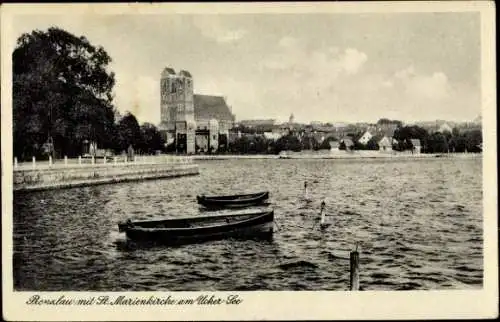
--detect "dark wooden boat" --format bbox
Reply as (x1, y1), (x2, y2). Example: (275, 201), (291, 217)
(196, 191), (269, 209)
(118, 210), (274, 245)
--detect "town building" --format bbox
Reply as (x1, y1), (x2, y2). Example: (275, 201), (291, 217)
(437, 123), (453, 134)
(358, 131), (373, 145)
(238, 119), (276, 128)
(410, 139), (422, 154)
(378, 136), (393, 152)
(159, 67), (235, 154)
(329, 140), (340, 151)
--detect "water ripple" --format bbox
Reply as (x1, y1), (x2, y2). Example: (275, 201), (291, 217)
(13, 158), (483, 291)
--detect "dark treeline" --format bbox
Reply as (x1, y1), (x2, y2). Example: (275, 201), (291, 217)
(391, 125), (482, 153)
(13, 27), (165, 161)
(225, 125), (482, 155)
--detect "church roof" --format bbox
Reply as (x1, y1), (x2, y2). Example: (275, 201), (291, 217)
(194, 94), (235, 121)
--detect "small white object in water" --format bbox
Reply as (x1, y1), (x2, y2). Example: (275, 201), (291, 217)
(304, 181), (312, 202)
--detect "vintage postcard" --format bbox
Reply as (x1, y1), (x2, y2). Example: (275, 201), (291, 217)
(1, 1), (497, 321)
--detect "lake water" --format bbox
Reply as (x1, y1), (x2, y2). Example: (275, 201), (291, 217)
(13, 157), (483, 291)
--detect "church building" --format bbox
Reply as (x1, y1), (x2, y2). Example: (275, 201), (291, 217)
(159, 67), (235, 154)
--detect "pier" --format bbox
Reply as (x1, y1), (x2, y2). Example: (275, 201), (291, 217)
(13, 155), (199, 192)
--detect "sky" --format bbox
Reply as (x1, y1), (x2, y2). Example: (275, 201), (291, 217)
(10, 11), (481, 125)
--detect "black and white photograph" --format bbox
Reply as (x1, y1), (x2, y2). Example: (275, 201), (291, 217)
(1, 2), (497, 321)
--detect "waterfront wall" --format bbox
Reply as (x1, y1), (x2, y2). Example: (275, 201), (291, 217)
(13, 159), (199, 192)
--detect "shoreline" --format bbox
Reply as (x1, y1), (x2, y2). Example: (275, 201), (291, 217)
(192, 152), (482, 160)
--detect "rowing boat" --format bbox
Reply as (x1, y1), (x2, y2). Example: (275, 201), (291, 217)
(118, 210), (274, 245)
(196, 191), (269, 209)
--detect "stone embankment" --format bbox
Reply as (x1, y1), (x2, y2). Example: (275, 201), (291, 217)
(13, 156), (199, 192)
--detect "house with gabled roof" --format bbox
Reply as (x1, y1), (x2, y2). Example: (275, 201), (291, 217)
(410, 139), (422, 154)
(329, 140), (340, 151)
(378, 136), (393, 152)
(437, 123), (453, 134)
(358, 131), (373, 145)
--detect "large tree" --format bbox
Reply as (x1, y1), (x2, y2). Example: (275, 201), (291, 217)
(393, 125), (429, 151)
(13, 27), (116, 160)
(116, 112), (142, 153)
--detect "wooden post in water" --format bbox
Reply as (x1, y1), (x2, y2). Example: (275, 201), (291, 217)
(349, 244), (360, 291)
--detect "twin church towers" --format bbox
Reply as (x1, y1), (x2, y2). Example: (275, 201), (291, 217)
(159, 67), (236, 154)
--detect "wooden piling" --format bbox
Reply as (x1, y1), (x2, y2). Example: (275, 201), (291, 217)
(349, 248), (360, 291)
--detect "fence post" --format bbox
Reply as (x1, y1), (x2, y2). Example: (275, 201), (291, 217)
(64, 156), (68, 167)
(14, 157), (18, 169)
(350, 244), (360, 291)
(32, 156), (36, 170)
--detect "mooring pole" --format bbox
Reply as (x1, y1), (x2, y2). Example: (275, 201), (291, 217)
(349, 243), (360, 291)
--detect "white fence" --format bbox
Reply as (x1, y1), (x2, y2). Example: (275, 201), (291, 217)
(13, 154), (194, 171)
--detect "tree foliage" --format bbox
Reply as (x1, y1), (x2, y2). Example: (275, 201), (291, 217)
(392, 125), (429, 151)
(275, 134), (302, 153)
(116, 112), (142, 152)
(140, 122), (166, 154)
(13, 27), (116, 160)
(377, 118), (403, 128)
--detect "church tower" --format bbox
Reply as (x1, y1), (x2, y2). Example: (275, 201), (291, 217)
(160, 67), (195, 154)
